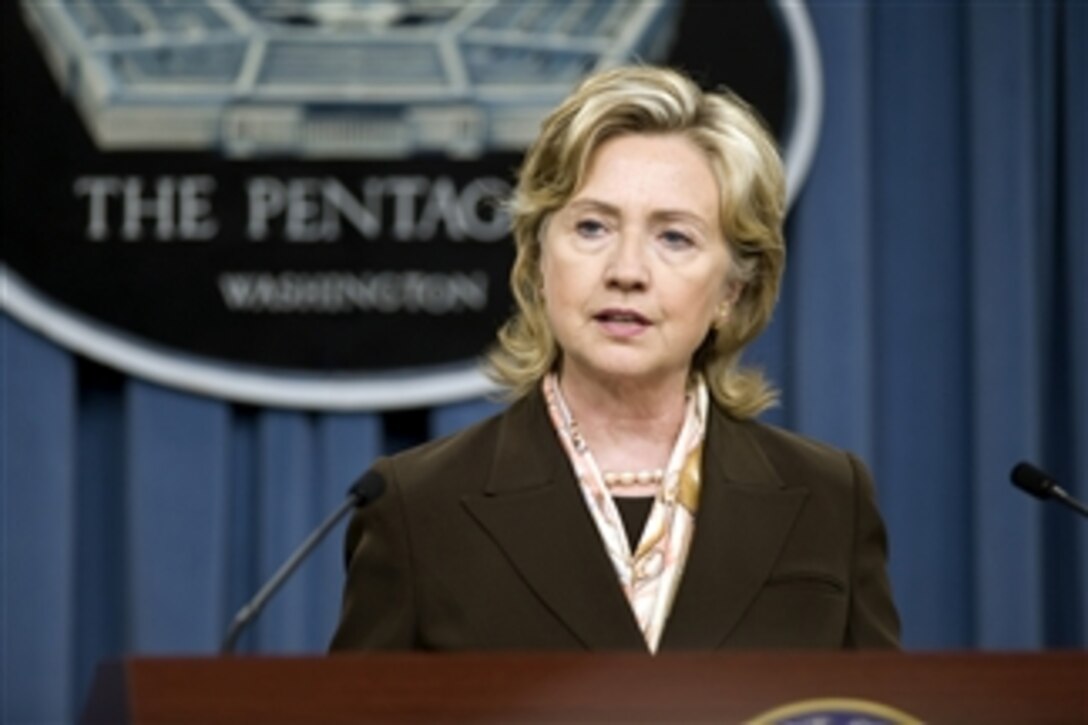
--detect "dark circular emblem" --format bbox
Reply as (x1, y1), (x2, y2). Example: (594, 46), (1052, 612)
(1, 0), (821, 408)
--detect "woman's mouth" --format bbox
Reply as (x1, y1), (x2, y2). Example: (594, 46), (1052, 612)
(593, 309), (650, 337)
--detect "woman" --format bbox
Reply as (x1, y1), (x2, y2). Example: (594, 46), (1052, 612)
(331, 66), (900, 652)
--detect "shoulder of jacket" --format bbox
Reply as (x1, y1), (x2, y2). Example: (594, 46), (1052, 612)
(719, 412), (860, 488)
(372, 401), (512, 495)
(746, 417), (848, 459)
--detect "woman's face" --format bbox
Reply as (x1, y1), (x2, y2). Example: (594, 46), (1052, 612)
(539, 132), (735, 393)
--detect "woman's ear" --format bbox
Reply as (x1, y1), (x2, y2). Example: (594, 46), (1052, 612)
(714, 282), (744, 328)
(712, 302), (730, 331)
(726, 279), (745, 306)
(535, 265), (547, 300)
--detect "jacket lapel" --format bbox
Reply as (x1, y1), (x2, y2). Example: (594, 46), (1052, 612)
(461, 391), (646, 650)
(660, 407), (808, 650)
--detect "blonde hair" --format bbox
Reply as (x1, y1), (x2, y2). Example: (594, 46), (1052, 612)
(486, 65), (786, 419)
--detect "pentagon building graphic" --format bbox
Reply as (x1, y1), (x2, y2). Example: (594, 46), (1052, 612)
(21, 0), (681, 158)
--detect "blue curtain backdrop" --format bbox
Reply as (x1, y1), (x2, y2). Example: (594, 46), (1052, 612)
(3, 2), (1086, 723)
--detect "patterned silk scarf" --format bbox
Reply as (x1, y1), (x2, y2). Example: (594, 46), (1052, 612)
(543, 374), (707, 652)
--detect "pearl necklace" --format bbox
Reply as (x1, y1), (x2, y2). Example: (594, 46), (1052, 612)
(566, 419), (665, 489)
(601, 469), (665, 488)
(543, 379), (667, 491)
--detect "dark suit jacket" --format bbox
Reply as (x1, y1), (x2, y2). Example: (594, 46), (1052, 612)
(330, 389), (900, 651)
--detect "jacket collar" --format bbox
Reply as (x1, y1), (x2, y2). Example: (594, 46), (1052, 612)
(463, 389), (645, 648)
(659, 404), (809, 649)
(462, 388), (808, 651)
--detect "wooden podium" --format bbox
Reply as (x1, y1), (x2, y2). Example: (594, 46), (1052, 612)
(82, 652), (1086, 723)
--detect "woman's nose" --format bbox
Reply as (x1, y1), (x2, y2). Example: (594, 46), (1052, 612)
(605, 234), (649, 291)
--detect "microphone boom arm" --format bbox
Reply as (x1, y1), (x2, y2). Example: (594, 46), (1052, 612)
(221, 472), (384, 654)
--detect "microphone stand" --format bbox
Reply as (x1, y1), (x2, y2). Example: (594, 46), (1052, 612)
(221, 473), (383, 654)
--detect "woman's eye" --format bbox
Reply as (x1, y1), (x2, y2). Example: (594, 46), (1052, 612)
(575, 219), (607, 237)
(661, 229), (695, 248)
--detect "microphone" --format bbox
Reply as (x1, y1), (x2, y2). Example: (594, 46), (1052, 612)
(220, 470), (386, 654)
(1010, 462), (1088, 519)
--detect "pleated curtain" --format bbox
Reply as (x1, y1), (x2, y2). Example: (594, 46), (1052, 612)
(3, 2), (1086, 723)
